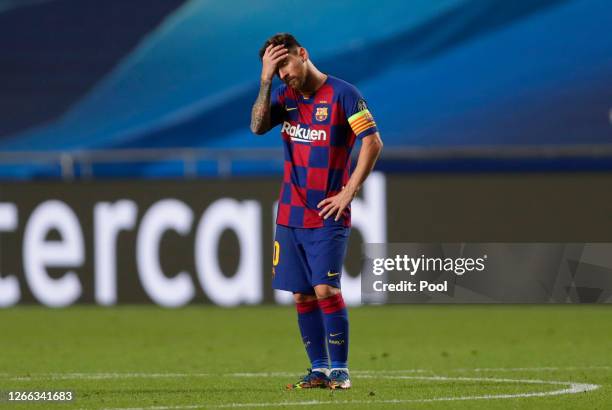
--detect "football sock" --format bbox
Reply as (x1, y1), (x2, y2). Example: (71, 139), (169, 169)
(296, 299), (329, 370)
(319, 293), (349, 369)
(312, 368), (330, 376)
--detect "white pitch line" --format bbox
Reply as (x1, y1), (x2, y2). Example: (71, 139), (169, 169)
(231, 369), (429, 377)
(3, 366), (609, 381)
(358, 374), (581, 385)
(351, 369), (430, 374)
(461, 366), (612, 372)
(228, 372), (300, 378)
(90, 375), (600, 410)
(3, 370), (431, 381)
(7, 373), (213, 381)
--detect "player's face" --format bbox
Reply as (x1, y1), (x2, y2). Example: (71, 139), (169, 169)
(277, 49), (306, 90)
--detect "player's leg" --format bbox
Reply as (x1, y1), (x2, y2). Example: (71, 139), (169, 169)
(314, 284), (350, 389)
(304, 226), (351, 389)
(271, 225), (329, 389)
(287, 291), (330, 389)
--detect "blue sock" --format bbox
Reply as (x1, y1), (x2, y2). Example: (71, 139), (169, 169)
(319, 293), (349, 369)
(296, 299), (329, 370)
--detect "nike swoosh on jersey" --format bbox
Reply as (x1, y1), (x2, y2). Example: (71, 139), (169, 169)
(329, 332), (343, 337)
(327, 271), (340, 277)
(285, 107), (297, 111)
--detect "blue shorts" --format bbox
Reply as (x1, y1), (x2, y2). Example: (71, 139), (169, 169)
(272, 225), (350, 294)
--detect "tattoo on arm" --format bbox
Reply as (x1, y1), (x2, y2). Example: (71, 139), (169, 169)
(250, 79), (272, 134)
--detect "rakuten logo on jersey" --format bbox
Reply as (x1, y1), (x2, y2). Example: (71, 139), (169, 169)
(281, 122), (327, 142)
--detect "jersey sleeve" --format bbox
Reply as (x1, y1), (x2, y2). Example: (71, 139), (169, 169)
(342, 85), (378, 139)
(270, 85), (287, 128)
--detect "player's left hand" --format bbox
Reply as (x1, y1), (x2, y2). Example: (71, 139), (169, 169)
(317, 186), (357, 221)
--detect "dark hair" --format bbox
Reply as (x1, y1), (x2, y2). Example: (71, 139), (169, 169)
(259, 33), (302, 59)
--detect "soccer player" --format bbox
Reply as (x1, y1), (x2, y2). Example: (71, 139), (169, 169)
(250, 33), (383, 390)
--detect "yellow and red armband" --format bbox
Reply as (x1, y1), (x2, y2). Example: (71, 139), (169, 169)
(348, 109), (377, 139)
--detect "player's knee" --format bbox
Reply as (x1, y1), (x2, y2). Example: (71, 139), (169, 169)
(293, 292), (317, 304)
(314, 284), (340, 299)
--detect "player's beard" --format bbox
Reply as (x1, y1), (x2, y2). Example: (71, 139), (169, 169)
(285, 77), (297, 88)
(285, 75), (304, 90)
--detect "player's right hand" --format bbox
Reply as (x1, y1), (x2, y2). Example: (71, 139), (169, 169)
(261, 44), (289, 81)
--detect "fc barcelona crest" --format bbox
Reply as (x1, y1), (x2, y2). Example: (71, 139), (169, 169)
(315, 106), (328, 122)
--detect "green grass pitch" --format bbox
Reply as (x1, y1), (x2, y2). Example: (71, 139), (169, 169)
(0, 305), (610, 409)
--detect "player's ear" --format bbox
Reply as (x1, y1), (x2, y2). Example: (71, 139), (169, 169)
(299, 47), (308, 62)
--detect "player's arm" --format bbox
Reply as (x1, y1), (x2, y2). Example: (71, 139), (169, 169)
(345, 131), (384, 194)
(250, 44), (288, 135)
(318, 132), (383, 221)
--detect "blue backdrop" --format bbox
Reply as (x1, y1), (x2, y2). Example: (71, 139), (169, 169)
(1, 0), (610, 177)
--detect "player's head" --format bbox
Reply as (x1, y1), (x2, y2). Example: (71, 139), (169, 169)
(259, 33), (309, 90)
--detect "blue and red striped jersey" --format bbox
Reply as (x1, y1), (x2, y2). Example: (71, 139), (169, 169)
(270, 75), (378, 228)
